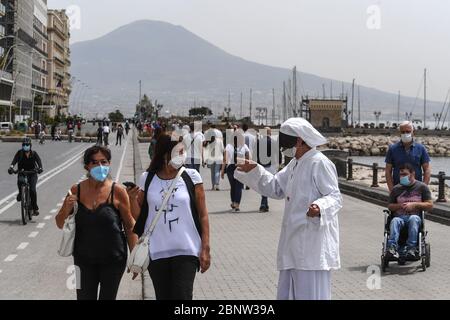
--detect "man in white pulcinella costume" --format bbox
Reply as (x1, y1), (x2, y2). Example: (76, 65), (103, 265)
(234, 118), (342, 300)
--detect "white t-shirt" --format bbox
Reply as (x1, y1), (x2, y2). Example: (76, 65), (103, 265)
(244, 132), (256, 153)
(138, 169), (203, 260)
(204, 138), (224, 164)
(204, 128), (223, 142)
(184, 132), (205, 163)
(225, 144), (251, 165)
(103, 126), (110, 134)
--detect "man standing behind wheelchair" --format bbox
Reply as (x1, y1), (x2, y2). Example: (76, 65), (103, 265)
(8, 137), (44, 216)
(387, 163), (433, 260)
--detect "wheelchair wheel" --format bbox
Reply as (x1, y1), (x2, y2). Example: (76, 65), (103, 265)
(426, 243), (431, 268)
(381, 256), (388, 272)
(421, 257), (426, 271)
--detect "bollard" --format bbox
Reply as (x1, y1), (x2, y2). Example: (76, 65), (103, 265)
(371, 163), (379, 187)
(437, 171), (447, 202)
(347, 158), (354, 181)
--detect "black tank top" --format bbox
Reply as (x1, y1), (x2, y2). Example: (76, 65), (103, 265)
(73, 183), (127, 263)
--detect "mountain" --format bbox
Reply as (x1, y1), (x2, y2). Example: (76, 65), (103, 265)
(71, 20), (444, 123)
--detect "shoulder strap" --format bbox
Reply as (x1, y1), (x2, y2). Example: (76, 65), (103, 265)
(110, 182), (116, 204)
(181, 171), (202, 238)
(77, 183), (80, 199)
(142, 167), (185, 239)
(133, 171), (155, 237)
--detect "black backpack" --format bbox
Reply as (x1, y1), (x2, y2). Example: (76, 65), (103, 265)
(133, 170), (202, 238)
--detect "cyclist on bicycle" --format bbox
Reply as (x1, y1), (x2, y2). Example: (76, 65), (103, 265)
(8, 137), (43, 216)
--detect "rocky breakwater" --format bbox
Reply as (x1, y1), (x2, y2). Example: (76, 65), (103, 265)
(327, 136), (450, 157)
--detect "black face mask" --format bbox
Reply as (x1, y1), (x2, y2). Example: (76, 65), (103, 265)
(278, 132), (298, 149)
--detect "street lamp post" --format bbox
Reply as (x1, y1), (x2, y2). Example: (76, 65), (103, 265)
(9, 70), (21, 124)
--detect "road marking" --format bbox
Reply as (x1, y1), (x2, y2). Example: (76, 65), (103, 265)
(28, 231), (39, 238)
(50, 209), (58, 213)
(59, 144), (87, 159)
(0, 148), (88, 216)
(44, 215), (52, 220)
(37, 223), (45, 229)
(4, 255), (17, 262)
(17, 242), (29, 250)
(115, 137), (128, 182)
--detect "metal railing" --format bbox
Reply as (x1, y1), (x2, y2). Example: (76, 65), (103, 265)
(345, 158), (449, 202)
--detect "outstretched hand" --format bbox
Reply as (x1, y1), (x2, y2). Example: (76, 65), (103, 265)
(236, 158), (257, 173)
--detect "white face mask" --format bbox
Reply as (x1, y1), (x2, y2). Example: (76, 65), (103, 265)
(401, 133), (413, 144)
(169, 152), (187, 169)
(282, 147), (297, 158)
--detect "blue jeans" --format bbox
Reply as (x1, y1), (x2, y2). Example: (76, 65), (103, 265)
(210, 163), (221, 187)
(260, 196), (268, 209)
(387, 215), (422, 250)
(226, 165), (243, 204)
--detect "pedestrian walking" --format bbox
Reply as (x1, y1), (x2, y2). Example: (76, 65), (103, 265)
(184, 123), (205, 173)
(256, 127), (278, 212)
(116, 124), (124, 146)
(51, 124), (56, 141)
(127, 134), (211, 300)
(96, 124), (103, 146)
(385, 121), (431, 192)
(148, 127), (163, 160)
(221, 130), (251, 212)
(55, 145), (138, 300)
(103, 124), (110, 147)
(204, 125), (224, 191)
(235, 118), (342, 300)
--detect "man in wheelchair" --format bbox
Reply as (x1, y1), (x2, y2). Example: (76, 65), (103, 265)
(386, 163), (433, 260)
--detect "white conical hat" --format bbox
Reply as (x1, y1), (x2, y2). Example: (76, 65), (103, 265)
(280, 117), (327, 148)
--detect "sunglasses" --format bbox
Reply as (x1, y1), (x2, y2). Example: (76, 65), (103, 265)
(23, 144), (31, 146)
(89, 159), (110, 166)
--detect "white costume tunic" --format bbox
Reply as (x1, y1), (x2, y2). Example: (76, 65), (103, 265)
(234, 148), (342, 300)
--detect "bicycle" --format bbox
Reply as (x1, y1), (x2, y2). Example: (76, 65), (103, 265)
(13, 169), (37, 225)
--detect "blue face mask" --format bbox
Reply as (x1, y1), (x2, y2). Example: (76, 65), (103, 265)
(90, 165), (110, 182)
(400, 176), (410, 186)
(23, 145), (31, 152)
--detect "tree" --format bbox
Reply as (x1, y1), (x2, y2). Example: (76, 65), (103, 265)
(136, 94), (154, 120)
(108, 109), (125, 122)
(189, 106), (212, 118)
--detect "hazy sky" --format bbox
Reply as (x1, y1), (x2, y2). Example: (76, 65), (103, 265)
(48, 0), (450, 102)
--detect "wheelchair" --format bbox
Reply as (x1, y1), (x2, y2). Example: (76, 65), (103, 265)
(381, 210), (430, 272)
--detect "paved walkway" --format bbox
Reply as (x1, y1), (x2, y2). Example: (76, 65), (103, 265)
(137, 142), (450, 300)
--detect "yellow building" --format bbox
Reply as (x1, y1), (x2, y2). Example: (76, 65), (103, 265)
(305, 98), (346, 131)
(46, 9), (71, 116)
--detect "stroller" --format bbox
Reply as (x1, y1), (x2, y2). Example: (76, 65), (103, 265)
(381, 210), (430, 272)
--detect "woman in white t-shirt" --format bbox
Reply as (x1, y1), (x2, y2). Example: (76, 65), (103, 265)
(204, 128), (224, 191)
(127, 134), (211, 300)
(221, 130), (251, 212)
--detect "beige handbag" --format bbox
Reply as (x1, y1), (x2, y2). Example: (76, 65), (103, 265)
(58, 190), (78, 257)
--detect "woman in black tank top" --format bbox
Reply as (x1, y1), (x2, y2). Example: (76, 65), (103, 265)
(56, 146), (138, 300)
